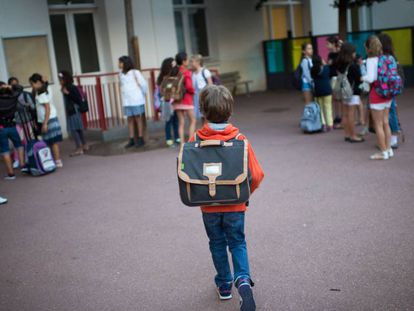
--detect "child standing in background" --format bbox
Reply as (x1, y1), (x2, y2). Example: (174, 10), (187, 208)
(119, 56), (148, 148)
(190, 54), (213, 120)
(300, 43), (314, 104)
(29, 74), (63, 168)
(156, 57), (180, 147)
(311, 55), (333, 131)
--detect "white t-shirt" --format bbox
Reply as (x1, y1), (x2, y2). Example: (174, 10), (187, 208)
(35, 89), (57, 123)
(362, 57), (378, 83)
(119, 69), (148, 107)
(192, 68), (212, 91)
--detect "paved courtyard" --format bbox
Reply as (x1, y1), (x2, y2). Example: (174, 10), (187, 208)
(1, 90), (414, 311)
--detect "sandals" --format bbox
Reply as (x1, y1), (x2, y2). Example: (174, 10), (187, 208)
(70, 150), (84, 157)
(348, 137), (365, 143)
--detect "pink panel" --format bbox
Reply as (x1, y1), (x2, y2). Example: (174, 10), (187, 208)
(316, 36), (331, 62)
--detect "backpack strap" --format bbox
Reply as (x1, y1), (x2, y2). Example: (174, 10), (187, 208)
(201, 68), (208, 85)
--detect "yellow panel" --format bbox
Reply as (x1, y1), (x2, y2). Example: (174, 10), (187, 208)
(3, 36), (53, 86)
(272, 7), (288, 39)
(293, 4), (304, 37)
(291, 38), (311, 69)
(383, 29), (413, 66)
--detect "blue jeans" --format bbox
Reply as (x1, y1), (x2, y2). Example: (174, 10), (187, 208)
(202, 212), (250, 287)
(165, 112), (178, 141)
(0, 126), (23, 155)
(389, 98), (400, 133)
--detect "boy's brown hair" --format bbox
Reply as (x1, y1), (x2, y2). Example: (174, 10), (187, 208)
(199, 85), (233, 123)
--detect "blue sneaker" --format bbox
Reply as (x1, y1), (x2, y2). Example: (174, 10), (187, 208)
(236, 278), (256, 311)
(217, 282), (232, 300)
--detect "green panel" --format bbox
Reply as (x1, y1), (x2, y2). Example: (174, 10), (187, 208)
(291, 38), (310, 70)
(383, 29), (413, 65)
(347, 31), (375, 58)
(265, 41), (285, 73)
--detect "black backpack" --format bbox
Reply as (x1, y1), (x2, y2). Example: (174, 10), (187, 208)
(0, 91), (19, 127)
(177, 134), (251, 207)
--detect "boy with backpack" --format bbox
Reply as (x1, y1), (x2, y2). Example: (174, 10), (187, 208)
(180, 85), (264, 311)
(0, 82), (26, 179)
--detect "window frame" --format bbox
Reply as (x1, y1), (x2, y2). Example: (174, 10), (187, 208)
(49, 7), (103, 75)
(173, 0), (211, 58)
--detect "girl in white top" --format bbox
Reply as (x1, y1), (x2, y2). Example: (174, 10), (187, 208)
(29, 73), (63, 168)
(119, 56), (148, 148)
(190, 54), (213, 120)
(361, 35), (393, 160)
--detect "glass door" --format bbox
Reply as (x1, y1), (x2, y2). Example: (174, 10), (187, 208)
(50, 12), (100, 74)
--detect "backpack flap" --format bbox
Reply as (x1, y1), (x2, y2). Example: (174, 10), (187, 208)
(177, 139), (250, 207)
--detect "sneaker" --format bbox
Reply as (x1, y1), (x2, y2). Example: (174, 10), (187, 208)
(4, 174), (16, 180)
(388, 148), (394, 158)
(175, 138), (181, 145)
(125, 138), (135, 149)
(55, 160), (63, 168)
(136, 137), (145, 148)
(21, 166), (29, 174)
(370, 151), (389, 160)
(237, 279), (256, 311)
(166, 139), (174, 147)
(13, 160), (19, 169)
(391, 143), (399, 150)
(217, 282), (233, 300)
(359, 127), (369, 136)
(0, 196), (7, 205)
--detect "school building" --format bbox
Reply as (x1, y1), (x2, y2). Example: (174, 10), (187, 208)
(0, 0), (413, 137)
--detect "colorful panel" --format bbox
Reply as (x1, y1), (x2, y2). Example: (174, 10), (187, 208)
(291, 38), (311, 70)
(265, 40), (285, 73)
(347, 31), (375, 58)
(316, 36), (333, 63)
(382, 29), (413, 66)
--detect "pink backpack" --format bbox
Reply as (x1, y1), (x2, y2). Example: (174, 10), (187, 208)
(374, 55), (403, 98)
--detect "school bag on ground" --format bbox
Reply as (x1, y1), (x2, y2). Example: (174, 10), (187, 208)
(333, 66), (353, 102)
(177, 134), (251, 207)
(160, 73), (185, 102)
(19, 109), (56, 176)
(300, 102), (322, 133)
(375, 55), (403, 98)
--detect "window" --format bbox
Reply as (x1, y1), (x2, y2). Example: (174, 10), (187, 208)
(49, 12), (100, 74)
(173, 0), (209, 57)
(3, 36), (53, 86)
(48, 0), (94, 4)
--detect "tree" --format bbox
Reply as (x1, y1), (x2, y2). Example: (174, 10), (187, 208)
(124, 0), (141, 69)
(332, 0), (387, 40)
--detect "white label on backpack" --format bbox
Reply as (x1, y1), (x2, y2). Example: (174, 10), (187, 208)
(205, 164), (221, 175)
(38, 147), (56, 172)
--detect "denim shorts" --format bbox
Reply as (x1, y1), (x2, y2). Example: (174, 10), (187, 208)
(124, 105), (145, 117)
(0, 126), (23, 155)
(302, 82), (312, 92)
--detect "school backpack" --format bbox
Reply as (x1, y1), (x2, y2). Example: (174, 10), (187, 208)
(76, 85), (89, 113)
(300, 102), (322, 133)
(0, 91), (18, 126)
(375, 55), (403, 98)
(160, 72), (185, 102)
(333, 66), (353, 102)
(18, 110), (56, 176)
(292, 58), (311, 90)
(177, 134), (251, 207)
(202, 69), (221, 86)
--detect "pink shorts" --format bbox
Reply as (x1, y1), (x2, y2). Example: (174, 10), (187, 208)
(173, 104), (193, 111)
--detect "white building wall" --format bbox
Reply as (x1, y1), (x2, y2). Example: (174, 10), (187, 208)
(207, 0), (266, 91)
(309, 0), (338, 36)
(132, 0), (178, 68)
(371, 0), (414, 29)
(0, 0), (67, 136)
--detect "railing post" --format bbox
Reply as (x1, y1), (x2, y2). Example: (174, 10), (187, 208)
(149, 69), (159, 121)
(77, 76), (88, 129)
(95, 76), (107, 131)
